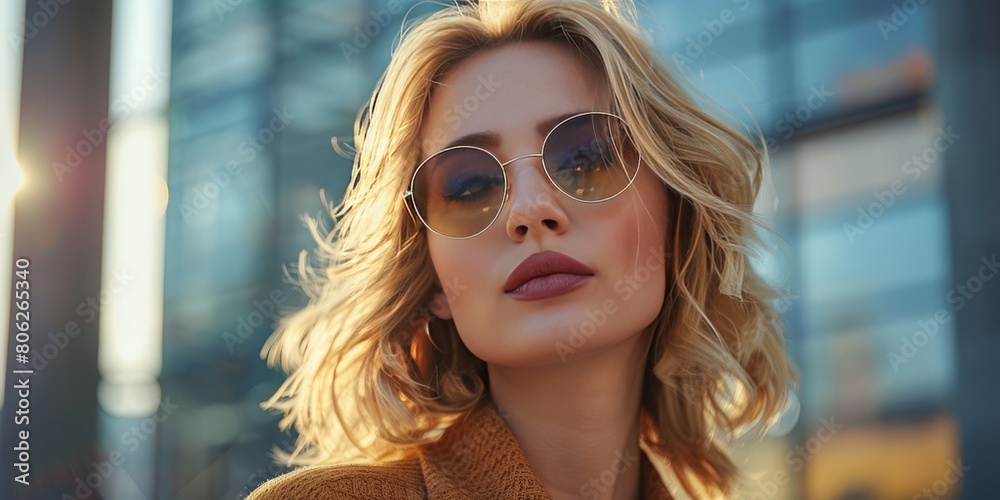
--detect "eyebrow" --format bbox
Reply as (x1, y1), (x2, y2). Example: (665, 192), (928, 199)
(439, 111), (587, 152)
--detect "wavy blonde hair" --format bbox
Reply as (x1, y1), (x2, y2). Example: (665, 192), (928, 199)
(259, 0), (798, 496)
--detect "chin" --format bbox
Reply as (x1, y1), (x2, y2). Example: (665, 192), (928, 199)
(485, 329), (626, 368)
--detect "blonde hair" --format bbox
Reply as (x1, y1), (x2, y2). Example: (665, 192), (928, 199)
(259, 0), (798, 496)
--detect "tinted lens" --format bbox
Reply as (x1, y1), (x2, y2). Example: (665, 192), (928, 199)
(411, 147), (505, 238)
(542, 113), (640, 201)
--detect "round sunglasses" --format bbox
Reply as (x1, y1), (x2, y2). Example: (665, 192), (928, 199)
(402, 111), (642, 239)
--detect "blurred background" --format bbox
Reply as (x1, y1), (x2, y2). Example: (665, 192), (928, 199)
(0, 0), (996, 498)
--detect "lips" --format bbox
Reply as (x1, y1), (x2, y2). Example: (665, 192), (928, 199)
(504, 251), (594, 293)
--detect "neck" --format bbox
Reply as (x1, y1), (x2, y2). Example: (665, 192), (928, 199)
(488, 329), (652, 500)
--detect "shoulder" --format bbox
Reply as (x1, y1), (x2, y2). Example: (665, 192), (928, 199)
(245, 459), (426, 500)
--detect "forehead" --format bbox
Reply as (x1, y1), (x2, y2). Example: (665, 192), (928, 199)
(418, 40), (608, 158)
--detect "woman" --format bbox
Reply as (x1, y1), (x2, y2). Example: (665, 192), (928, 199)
(248, 0), (797, 498)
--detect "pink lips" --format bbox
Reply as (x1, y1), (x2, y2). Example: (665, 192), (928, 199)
(504, 251), (594, 300)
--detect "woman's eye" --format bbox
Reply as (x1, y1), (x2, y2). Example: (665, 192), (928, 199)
(560, 143), (612, 173)
(442, 175), (498, 202)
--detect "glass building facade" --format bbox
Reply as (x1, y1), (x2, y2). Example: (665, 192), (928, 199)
(5, 0), (984, 498)
(161, 0), (947, 498)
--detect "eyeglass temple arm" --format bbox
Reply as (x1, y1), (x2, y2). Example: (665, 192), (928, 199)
(401, 190), (418, 225)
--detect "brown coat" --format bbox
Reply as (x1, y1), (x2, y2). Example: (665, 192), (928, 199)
(247, 400), (680, 499)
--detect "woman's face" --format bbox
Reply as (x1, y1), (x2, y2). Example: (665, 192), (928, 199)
(420, 41), (669, 367)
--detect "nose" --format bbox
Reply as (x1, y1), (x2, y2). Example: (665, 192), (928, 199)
(502, 154), (570, 240)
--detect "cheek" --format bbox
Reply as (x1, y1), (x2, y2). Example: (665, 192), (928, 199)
(426, 237), (487, 307)
(427, 237), (461, 289)
(621, 220), (656, 301)
(609, 192), (667, 271)
(607, 182), (670, 308)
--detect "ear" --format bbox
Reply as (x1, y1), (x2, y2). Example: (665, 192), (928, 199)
(429, 290), (453, 320)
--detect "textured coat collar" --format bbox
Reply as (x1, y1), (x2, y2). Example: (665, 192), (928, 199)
(416, 399), (680, 499)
